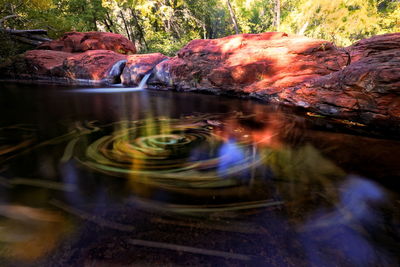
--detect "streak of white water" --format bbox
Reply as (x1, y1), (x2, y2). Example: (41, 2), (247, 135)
(138, 73), (152, 89)
(67, 73), (152, 93)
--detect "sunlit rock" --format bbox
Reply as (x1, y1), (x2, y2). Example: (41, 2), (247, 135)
(1, 30), (400, 130)
(154, 32), (400, 130)
(277, 33), (400, 128)
(157, 32), (347, 92)
(37, 31), (136, 55)
(63, 50), (127, 83)
(0, 49), (128, 84)
(0, 50), (71, 80)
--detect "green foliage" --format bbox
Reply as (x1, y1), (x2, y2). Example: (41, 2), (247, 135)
(280, 0), (400, 46)
(0, 0), (399, 60)
(0, 32), (29, 64)
(142, 30), (200, 56)
(234, 0), (274, 33)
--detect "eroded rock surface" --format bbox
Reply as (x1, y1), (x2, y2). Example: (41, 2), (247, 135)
(154, 32), (348, 91)
(1, 31), (400, 130)
(38, 31), (137, 54)
(1, 49), (127, 84)
(121, 53), (169, 86)
(247, 33), (400, 128)
(0, 31), (137, 84)
(152, 32), (400, 130)
(271, 48), (400, 127)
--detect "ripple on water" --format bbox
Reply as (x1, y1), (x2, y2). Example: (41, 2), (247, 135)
(73, 115), (268, 195)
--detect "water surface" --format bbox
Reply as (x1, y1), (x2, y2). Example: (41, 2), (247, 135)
(1, 83), (399, 266)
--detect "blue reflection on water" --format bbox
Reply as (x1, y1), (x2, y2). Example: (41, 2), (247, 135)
(340, 177), (384, 223)
(217, 139), (246, 177)
(61, 162), (84, 206)
(300, 176), (392, 266)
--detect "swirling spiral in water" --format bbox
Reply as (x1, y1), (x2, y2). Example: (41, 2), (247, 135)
(75, 116), (264, 191)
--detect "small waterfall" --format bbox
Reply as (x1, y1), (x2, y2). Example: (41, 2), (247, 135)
(138, 73), (152, 89)
(108, 60), (127, 84)
(66, 73), (152, 93)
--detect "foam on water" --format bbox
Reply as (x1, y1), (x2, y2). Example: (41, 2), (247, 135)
(67, 73), (152, 93)
(68, 87), (143, 93)
(138, 72), (152, 89)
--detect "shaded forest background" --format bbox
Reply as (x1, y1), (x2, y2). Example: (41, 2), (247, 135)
(1, 0), (399, 61)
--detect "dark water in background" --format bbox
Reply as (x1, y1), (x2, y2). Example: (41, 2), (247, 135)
(0, 83), (399, 266)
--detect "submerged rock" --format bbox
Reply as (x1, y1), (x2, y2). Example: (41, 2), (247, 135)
(37, 31), (137, 54)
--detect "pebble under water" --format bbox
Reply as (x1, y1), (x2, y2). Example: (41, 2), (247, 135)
(0, 83), (400, 266)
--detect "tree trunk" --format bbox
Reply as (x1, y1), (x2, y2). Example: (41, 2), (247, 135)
(9, 35), (42, 46)
(103, 19), (112, 32)
(119, 10), (132, 41)
(298, 21), (309, 35)
(226, 0), (240, 34)
(2, 29), (48, 35)
(129, 8), (148, 50)
(0, 14), (18, 28)
(105, 11), (115, 32)
(92, 16), (98, 31)
(0, 15), (52, 46)
(274, 0), (280, 31)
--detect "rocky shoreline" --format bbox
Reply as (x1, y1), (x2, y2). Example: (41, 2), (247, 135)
(1, 31), (399, 132)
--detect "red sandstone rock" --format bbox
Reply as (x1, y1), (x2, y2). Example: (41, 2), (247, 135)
(1, 31), (134, 84)
(38, 32), (136, 54)
(152, 32), (400, 129)
(2, 30), (400, 130)
(349, 33), (400, 63)
(63, 50), (127, 82)
(0, 50), (72, 80)
(262, 35), (400, 127)
(121, 53), (169, 86)
(0, 49), (127, 84)
(24, 50), (71, 77)
(155, 32), (348, 92)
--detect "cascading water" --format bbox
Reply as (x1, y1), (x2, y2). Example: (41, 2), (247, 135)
(137, 73), (152, 89)
(69, 73), (152, 93)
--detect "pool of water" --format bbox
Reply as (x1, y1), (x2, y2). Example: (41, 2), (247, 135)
(1, 83), (399, 266)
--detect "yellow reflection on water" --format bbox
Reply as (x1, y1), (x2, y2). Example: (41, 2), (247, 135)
(0, 205), (70, 262)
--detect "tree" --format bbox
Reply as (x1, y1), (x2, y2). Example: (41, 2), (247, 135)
(273, 0), (280, 31)
(226, 0), (240, 34)
(1, 0), (400, 62)
(279, 0), (399, 46)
